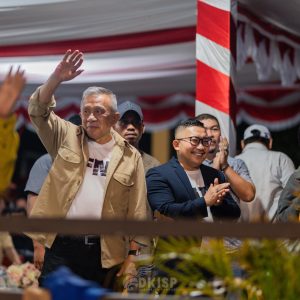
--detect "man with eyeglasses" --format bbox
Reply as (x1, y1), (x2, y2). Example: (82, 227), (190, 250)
(27, 49), (149, 289)
(114, 101), (160, 173)
(195, 114), (255, 221)
(146, 119), (240, 220)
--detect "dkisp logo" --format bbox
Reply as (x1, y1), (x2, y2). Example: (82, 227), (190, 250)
(139, 276), (178, 290)
(126, 276), (178, 292)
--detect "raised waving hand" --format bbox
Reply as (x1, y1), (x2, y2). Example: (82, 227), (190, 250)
(39, 49), (84, 105)
(0, 66), (26, 118)
(52, 49), (84, 82)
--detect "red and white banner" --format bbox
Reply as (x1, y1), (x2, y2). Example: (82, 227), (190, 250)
(16, 87), (299, 133)
(196, 0), (237, 154)
(0, 0), (299, 134)
(237, 87), (300, 130)
(237, 4), (300, 86)
(14, 93), (196, 132)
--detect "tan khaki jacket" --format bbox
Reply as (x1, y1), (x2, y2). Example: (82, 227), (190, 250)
(27, 88), (148, 268)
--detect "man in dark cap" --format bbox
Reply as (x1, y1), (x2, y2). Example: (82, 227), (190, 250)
(115, 101), (160, 173)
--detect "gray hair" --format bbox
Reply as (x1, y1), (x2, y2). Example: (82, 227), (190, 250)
(81, 87), (118, 112)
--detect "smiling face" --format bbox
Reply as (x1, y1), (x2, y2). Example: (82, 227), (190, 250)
(173, 126), (209, 171)
(80, 93), (120, 144)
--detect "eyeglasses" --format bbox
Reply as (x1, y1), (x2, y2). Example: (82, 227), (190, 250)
(119, 119), (143, 127)
(82, 108), (109, 119)
(177, 136), (212, 147)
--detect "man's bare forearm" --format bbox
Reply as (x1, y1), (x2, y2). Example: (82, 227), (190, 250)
(224, 166), (255, 202)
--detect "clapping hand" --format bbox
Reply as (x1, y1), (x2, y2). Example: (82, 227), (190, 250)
(212, 136), (229, 170)
(204, 178), (230, 206)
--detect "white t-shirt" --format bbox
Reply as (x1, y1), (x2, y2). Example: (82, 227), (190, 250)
(185, 169), (213, 222)
(66, 138), (115, 219)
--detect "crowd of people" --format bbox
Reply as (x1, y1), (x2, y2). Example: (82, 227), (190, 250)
(0, 49), (299, 291)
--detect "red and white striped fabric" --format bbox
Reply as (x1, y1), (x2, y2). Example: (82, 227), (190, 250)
(237, 87), (300, 130)
(1, 1), (299, 134)
(15, 87), (299, 133)
(237, 4), (300, 86)
(15, 93), (195, 132)
(195, 0), (237, 154)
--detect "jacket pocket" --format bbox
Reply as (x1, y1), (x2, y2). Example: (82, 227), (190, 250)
(113, 172), (134, 186)
(58, 146), (81, 163)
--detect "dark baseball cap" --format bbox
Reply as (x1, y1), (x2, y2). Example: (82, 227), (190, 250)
(118, 101), (143, 120)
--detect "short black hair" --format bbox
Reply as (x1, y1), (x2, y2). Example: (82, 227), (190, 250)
(175, 118), (204, 137)
(195, 113), (220, 127)
(244, 129), (269, 147)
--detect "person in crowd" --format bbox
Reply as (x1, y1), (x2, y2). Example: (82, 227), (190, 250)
(24, 114), (82, 270)
(0, 199), (22, 265)
(195, 114), (255, 220)
(114, 101), (160, 173)
(0, 66), (26, 195)
(25, 153), (52, 215)
(114, 101), (160, 291)
(236, 124), (295, 222)
(0, 67), (26, 267)
(277, 126), (300, 222)
(27, 49), (149, 288)
(146, 119), (240, 220)
(0, 232), (21, 266)
(276, 167), (300, 222)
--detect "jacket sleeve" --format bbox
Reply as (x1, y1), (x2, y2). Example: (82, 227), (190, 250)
(277, 169), (300, 222)
(210, 171), (241, 220)
(0, 114), (19, 194)
(28, 87), (70, 158)
(127, 154), (150, 245)
(146, 167), (208, 218)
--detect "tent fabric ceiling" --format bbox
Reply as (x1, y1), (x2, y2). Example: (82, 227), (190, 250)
(0, 0), (195, 45)
(1, 0), (299, 90)
(1, 0), (299, 131)
(0, 0), (197, 96)
(239, 0), (300, 38)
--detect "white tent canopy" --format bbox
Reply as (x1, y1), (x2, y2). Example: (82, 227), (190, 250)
(0, 0), (299, 131)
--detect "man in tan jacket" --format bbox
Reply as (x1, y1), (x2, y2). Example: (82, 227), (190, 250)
(27, 49), (149, 288)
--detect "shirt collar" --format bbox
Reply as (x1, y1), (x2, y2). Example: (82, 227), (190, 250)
(244, 142), (268, 151)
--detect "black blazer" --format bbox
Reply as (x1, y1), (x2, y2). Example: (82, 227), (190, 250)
(146, 157), (240, 220)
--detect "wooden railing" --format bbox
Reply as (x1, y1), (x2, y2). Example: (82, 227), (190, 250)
(0, 216), (299, 300)
(1, 217), (300, 238)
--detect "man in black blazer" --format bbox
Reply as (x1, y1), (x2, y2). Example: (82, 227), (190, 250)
(146, 119), (240, 220)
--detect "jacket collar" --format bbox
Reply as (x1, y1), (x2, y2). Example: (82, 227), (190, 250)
(110, 128), (130, 149)
(77, 125), (130, 148)
(170, 157), (212, 191)
(170, 157), (201, 199)
(243, 142), (269, 152)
